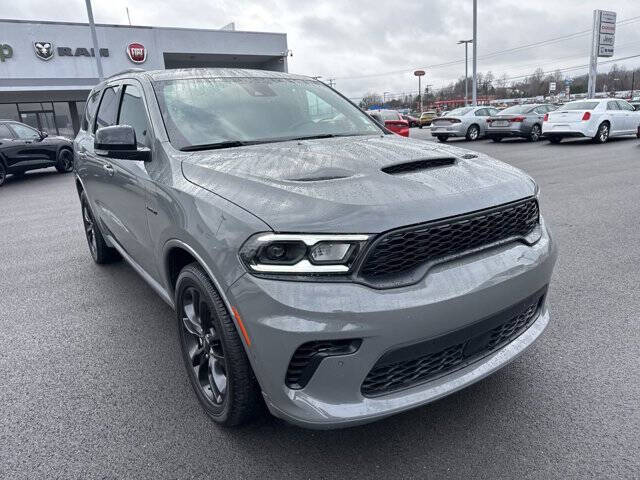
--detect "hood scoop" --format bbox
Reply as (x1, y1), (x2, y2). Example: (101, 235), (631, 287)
(381, 157), (456, 175)
(287, 167), (354, 182)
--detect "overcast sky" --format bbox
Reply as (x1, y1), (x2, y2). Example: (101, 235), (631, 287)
(4, 0), (640, 99)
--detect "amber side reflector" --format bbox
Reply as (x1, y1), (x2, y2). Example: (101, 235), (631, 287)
(231, 306), (252, 347)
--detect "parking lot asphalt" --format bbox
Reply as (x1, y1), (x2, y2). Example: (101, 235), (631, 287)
(1, 132), (639, 479)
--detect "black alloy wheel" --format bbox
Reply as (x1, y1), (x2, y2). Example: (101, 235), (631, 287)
(56, 149), (74, 173)
(0, 163), (6, 187)
(180, 285), (229, 407)
(529, 124), (541, 142)
(82, 201), (98, 260)
(79, 191), (119, 264)
(175, 263), (262, 426)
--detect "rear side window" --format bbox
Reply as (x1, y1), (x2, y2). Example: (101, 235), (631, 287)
(606, 101), (620, 111)
(118, 84), (151, 147)
(82, 90), (101, 132)
(0, 124), (13, 138)
(617, 100), (635, 111)
(95, 86), (120, 130)
(10, 123), (40, 140)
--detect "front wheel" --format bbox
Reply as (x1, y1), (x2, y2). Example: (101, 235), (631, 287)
(0, 163), (6, 187)
(529, 124), (542, 142)
(465, 124), (480, 141)
(593, 122), (609, 143)
(176, 263), (263, 427)
(55, 149), (74, 173)
(436, 135), (449, 142)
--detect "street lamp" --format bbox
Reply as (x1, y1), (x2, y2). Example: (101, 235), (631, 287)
(458, 39), (473, 106)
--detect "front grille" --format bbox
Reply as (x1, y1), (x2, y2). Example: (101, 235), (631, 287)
(358, 198), (539, 284)
(361, 290), (545, 397)
(286, 339), (361, 389)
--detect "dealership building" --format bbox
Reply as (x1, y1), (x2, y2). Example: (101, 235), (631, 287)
(0, 19), (289, 137)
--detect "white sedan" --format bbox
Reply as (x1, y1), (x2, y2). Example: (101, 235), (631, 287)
(543, 98), (640, 143)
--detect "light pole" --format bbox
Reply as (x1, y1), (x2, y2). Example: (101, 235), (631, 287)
(472, 0), (478, 106)
(84, 0), (104, 81)
(414, 70), (425, 112)
(383, 92), (389, 108)
(458, 39), (473, 106)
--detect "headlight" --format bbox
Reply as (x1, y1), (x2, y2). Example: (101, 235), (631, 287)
(239, 233), (370, 274)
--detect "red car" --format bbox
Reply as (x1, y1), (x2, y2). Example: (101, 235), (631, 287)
(368, 109), (410, 137)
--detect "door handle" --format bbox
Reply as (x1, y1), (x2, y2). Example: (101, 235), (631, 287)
(103, 163), (115, 176)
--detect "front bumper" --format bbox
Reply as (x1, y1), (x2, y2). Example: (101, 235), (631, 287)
(228, 220), (557, 429)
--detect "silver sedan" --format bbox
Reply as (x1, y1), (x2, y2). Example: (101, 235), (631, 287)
(430, 106), (499, 142)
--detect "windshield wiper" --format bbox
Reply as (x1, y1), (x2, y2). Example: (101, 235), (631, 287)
(288, 133), (371, 141)
(180, 140), (247, 151)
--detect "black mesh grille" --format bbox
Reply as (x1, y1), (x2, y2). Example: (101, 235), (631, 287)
(286, 339), (361, 389)
(361, 292), (543, 397)
(359, 198), (539, 281)
(381, 158), (456, 175)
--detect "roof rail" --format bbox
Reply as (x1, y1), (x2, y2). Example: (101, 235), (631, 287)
(107, 68), (145, 78)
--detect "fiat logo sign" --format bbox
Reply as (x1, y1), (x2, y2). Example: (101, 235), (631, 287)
(127, 43), (146, 64)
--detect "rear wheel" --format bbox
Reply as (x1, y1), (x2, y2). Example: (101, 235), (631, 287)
(491, 137), (503, 142)
(529, 124), (542, 142)
(55, 148), (74, 173)
(548, 136), (562, 144)
(80, 191), (119, 264)
(436, 135), (449, 142)
(465, 124), (480, 141)
(593, 122), (609, 143)
(0, 163), (6, 187)
(176, 263), (262, 427)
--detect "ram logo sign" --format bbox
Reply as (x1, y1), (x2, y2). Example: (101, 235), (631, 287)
(34, 41), (54, 60)
(127, 43), (147, 64)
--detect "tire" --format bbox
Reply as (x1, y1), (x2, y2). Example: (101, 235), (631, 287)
(175, 263), (262, 427)
(55, 148), (74, 173)
(419, 125), (423, 129)
(593, 122), (609, 143)
(0, 163), (6, 187)
(548, 136), (562, 144)
(529, 124), (542, 142)
(465, 124), (480, 141)
(491, 137), (503, 142)
(436, 135), (449, 142)
(79, 191), (120, 264)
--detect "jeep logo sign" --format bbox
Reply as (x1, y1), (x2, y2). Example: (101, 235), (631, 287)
(127, 43), (146, 64)
(0, 44), (12, 62)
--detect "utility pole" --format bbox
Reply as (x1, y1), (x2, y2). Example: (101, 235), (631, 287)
(85, 0), (104, 81)
(631, 70), (636, 99)
(472, 0), (477, 105)
(425, 84), (432, 108)
(458, 39), (473, 106)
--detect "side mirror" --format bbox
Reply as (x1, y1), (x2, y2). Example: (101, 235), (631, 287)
(94, 125), (150, 161)
(40, 131), (48, 139)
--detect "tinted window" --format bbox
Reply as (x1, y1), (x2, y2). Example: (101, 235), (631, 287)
(119, 84), (151, 147)
(533, 106), (546, 114)
(501, 105), (534, 114)
(10, 123), (40, 140)
(560, 101), (599, 110)
(474, 108), (487, 116)
(95, 86), (120, 130)
(82, 90), (101, 132)
(380, 110), (401, 121)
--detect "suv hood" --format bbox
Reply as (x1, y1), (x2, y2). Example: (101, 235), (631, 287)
(180, 135), (535, 233)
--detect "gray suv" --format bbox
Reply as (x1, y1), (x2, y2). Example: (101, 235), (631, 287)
(74, 68), (557, 429)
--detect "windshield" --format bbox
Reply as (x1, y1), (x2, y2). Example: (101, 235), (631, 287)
(447, 107), (473, 116)
(500, 105), (535, 114)
(154, 77), (382, 150)
(559, 101), (599, 111)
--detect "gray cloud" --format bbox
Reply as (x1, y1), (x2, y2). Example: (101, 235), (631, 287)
(4, 0), (640, 98)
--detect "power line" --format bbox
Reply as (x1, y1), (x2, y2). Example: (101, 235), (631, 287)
(333, 15), (640, 81)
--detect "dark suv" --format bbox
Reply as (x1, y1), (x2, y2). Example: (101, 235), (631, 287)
(74, 68), (557, 429)
(0, 120), (73, 186)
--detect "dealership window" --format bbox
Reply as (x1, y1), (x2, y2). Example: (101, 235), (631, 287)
(53, 102), (74, 138)
(119, 85), (151, 147)
(0, 103), (20, 121)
